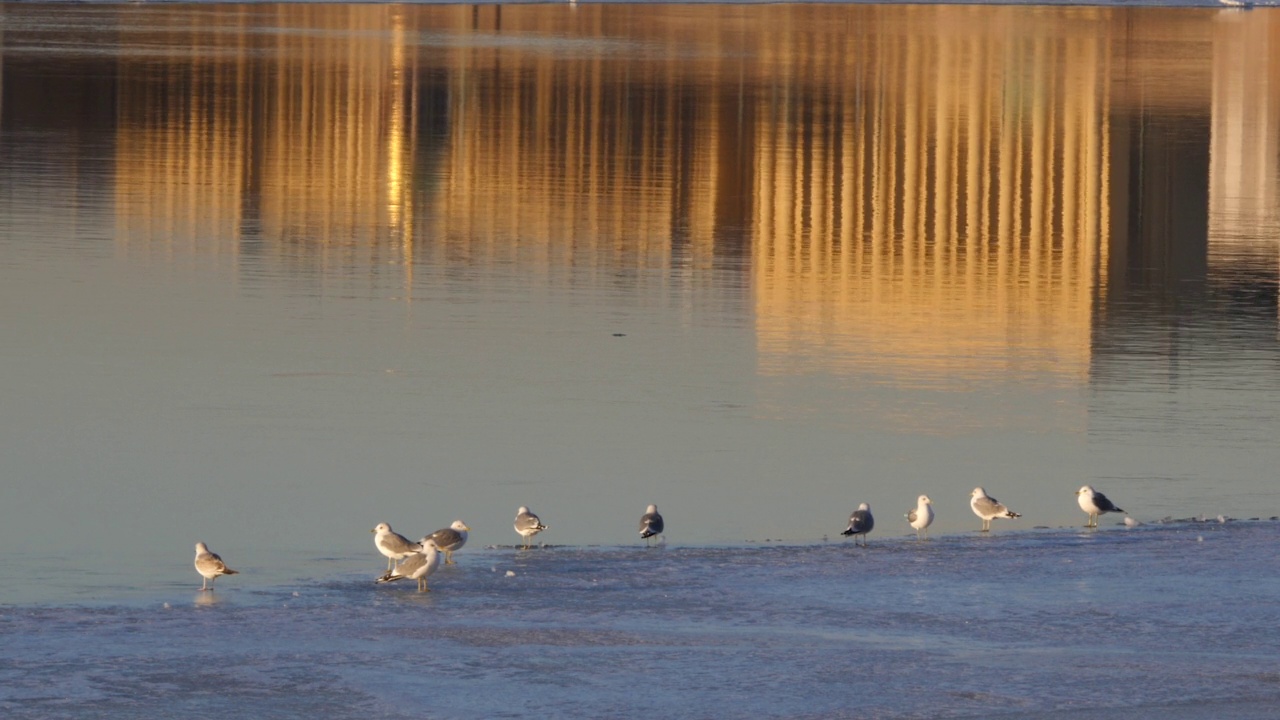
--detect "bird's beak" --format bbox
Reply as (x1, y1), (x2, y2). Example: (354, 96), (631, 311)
(1074, 490), (1082, 496)
(462, 524), (472, 531)
(370, 528), (376, 533)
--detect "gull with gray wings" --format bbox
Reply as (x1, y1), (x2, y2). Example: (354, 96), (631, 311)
(372, 523), (421, 571)
(514, 506), (548, 548)
(970, 487), (1021, 532)
(1076, 485), (1124, 528)
(193, 542), (238, 591)
(639, 504), (664, 546)
(841, 503), (875, 546)
(427, 520), (470, 565)
(906, 495), (934, 540)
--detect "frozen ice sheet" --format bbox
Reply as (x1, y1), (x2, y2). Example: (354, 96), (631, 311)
(2, 522), (1280, 718)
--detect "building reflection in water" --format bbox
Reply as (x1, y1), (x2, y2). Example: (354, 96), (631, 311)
(3, 4), (1277, 380)
(111, 5), (424, 274)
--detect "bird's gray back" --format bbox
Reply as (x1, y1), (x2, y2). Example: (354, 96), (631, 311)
(379, 531), (420, 555)
(396, 552), (427, 576)
(195, 552), (227, 574)
(849, 509), (874, 533)
(430, 528), (464, 548)
(972, 496), (1006, 516)
(516, 512), (544, 531)
(640, 512), (664, 534)
(1095, 493), (1121, 512)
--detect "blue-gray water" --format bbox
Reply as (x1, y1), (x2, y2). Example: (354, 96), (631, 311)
(5, 525), (1280, 718)
(2, 3), (1279, 716)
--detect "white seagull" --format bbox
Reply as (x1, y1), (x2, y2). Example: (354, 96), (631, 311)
(970, 487), (1021, 532)
(193, 542), (239, 591)
(514, 506), (548, 548)
(841, 503), (875, 546)
(376, 538), (441, 592)
(1076, 485), (1125, 528)
(427, 520), (471, 565)
(372, 523), (422, 572)
(905, 495), (935, 540)
(639, 504), (664, 546)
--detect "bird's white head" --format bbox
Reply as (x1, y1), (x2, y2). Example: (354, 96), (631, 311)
(971, 487), (987, 498)
(858, 502), (870, 511)
(918, 495), (932, 505)
(373, 523), (391, 534)
(451, 520), (470, 532)
(1076, 485), (1094, 496)
(516, 506), (530, 515)
(646, 504), (658, 513)
(419, 538), (439, 550)
(195, 542), (209, 553)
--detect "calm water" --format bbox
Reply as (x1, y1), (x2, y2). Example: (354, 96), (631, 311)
(2, 3), (1279, 716)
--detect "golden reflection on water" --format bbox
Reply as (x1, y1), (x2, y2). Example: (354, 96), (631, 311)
(751, 8), (1118, 386)
(3, 4), (1279, 382)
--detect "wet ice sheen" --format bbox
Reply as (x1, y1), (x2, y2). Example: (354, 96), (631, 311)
(2, 522), (1279, 719)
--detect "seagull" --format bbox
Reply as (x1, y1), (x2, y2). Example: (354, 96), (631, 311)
(841, 503), (875, 546)
(970, 487), (1021, 532)
(1076, 485), (1125, 528)
(906, 495), (935, 540)
(427, 520), (470, 565)
(372, 523), (421, 572)
(376, 538), (441, 592)
(193, 542), (238, 591)
(514, 506), (548, 548)
(639, 504), (664, 546)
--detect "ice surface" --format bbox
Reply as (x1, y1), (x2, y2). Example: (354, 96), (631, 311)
(3, 522), (1279, 719)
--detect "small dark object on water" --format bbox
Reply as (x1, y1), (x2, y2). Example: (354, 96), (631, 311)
(613, 333), (626, 337)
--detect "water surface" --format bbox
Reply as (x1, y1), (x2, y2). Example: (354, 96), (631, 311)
(3, 0), (1279, 586)
(1, 6), (1279, 712)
